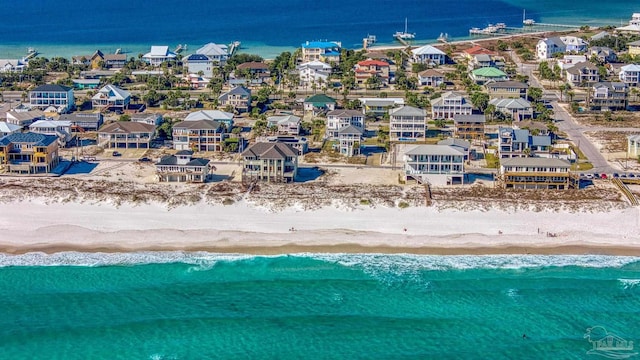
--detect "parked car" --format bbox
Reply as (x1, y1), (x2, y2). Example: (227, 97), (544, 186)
(601, 174), (608, 179)
(112, 151), (121, 157)
(138, 157), (152, 162)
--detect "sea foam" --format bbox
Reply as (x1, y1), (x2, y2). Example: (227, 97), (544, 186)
(0, 252), (638, 271)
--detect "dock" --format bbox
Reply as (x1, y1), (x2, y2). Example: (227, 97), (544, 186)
(394, 36), (410, 46)
(229, 41), (241, 55)
(23, 48), (38, 60)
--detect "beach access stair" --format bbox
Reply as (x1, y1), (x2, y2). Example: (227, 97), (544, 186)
(611, 178), (639, 206)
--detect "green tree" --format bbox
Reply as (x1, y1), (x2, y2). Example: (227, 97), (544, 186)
(470, 92), (490, 112)
(528, 87), (543, 103)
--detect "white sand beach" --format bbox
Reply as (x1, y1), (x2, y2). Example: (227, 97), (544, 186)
(1, 196), (639, 255)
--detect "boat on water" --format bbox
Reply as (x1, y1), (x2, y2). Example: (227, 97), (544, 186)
(523, 9), (535, 26)
(437, 33), (449, 43)
(393, 18), (416, 40)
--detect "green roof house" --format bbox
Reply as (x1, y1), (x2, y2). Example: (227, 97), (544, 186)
(303, 94), (337, 115)
(470, 67), (508, 84)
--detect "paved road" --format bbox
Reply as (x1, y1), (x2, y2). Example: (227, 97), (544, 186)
(513, 54), (615, 173)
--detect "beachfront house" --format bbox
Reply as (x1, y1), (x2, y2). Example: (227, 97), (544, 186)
(257, 136), (308, 156)
(130, 113), (163, 126)
(618, 64), (640, 87)
(616, 13), (640, 34)
(489, 98), (533, 120)
(411, 45), (446, 66)
(431, 91), (473, 119)
(29, 84), (74, 113)
(0, 59), (26, 73)
(462, 46), (496, 60)
(337, 125), (363, 157)
(58, 112), (104, 132)
(296, 60), (332, 87)
(142, 46), (177, 66)
(418, 69), (445, 87)
(0, 122), (21, 137)
(267, 115), (301, 136)
(6, 110), (45, 128)
(486, 80), (529, 99)
(303, 94), (336, 115)
(437, 138), (471, 160)
(403, 144), (465, 185)
(590, 82), (628, 111)
(231, 62), (270, 86)
(218, 86), (251, 113)
(196, 43), (230, 65)
(185, 110), (234, 130)
(301, 41), (341, 64)
(453, 114), (485, 141)
(241, 142), (298, 183)
(498, 127), (551, 158)
(326, 110), (365, 138)
(628, 134), (640, 159)
(29, 120), (72, 147)
(97, 122), (156, 149)
(355, 59), (390, 86)
(172, 119), (226, 152)
(184, 54), (214, 78)
(72, 50), (126, 69)
(359, 97), (404, 116)
(91, 84), (131, 111)
(389, 105), (426, 141)
(565, 62), (600, 86)
(499, 157), (572, 190)
(470, 67), (508, 84)
(469, 54), (503, 70)
(0, 132), (60, 174)
(155, 150), (210, 183)
(628, 40), (640, 56)
(536, 37), (566, 60)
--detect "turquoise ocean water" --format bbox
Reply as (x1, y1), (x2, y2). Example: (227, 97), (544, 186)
(1, 253), (639, 359)
(0, 0), (636, 59)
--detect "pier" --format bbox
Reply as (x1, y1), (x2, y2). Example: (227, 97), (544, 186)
(394, 36), (410, 46)
(229, 41), (241, 55)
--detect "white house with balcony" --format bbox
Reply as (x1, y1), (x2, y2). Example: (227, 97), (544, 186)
(91, 84), (131, 111)
(155, 150), (211, 183)
(403, 144), (465, 185)
(142, 46), (177, 66)
(267, 115), (301, 135)
(326, 109), (365, 138)
(29, 84), (75, 113)
(411, 45), (446, 65)
(389, 105), (426, 141)
(29, 120), (72, 147)
(296, 60), (332, 87)
(431, 91), (473, 119)
(619, 64), (640, 86)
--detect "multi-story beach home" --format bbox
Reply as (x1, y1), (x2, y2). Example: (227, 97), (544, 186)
(498, 127), (551, 158)
(72, 79), (101, 90)
(565, 62), (600, 86)
(411, 45), (446, 66)
(257, 136), (308, 156)
(418, 69), (445, 87)
(0, 132), (59, 174)
(588, 46), (617, 63)
(196, 43), (230, 65)
(556, 55), (588, 73)
(431, 91), (473, 119)
(218, 86), (251, 113)
(536, 37), (566, 60)
(0, 122), (21, 137)
(590, 82), (628, 111)
(267, 115), (301, 136)
(29, 84), (74, 113)
(485, 80), (528, 99)
(389, 105), (426, 141)
(231, 62), (270, 86)
(296, 60), (332, 87)
(72, 50), (126, 69)
(489, 98), (533, 120)
(355, 59), (390, 86)
(29, 120), (72, 147)
(437, 138), (471, 160)
(325, 110), (365, 138)
(130, 113), (163, 126)
(91, 84), (131, 111)
(337, 125), (363, 157)
(184, 54), (214, 78)
(155, 150), (210, 183)
(0, 59), (26, 73)
(97, 122), (156, 149)
(58, 112), (104, 132)
(628, 134), (640, 159)
(172, 119), (226, 152)
(6, 110), (45, 128)
(469, 54), (503, 70)
(301, 41), (341, 64)
(461, 46), (496, 60)
(142, 46), (177, 66)
(359, 97), (404, 116)
(185, 110), (234, 130)
(618, 64), (640, 86)
(562, 36), (589, 52)
(303, 94), (336, 115)
(470, 67), (508, 84)
(628, 40), (640, 56)
(499, 157), (572, 190)
(452, 114), (485, 141)
(616, 13), (640, 34)
(241, 142), (298, 183)
(403, 144), (465, 185)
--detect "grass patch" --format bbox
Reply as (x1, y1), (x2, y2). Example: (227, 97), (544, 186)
(570, 145), (588, 160)
(484, 153), (500, 169)
(360, 199), (371, 205)
(398, 201), (410, 209)
(222, 198), (235, 206)
(571, 162), (594, 171)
